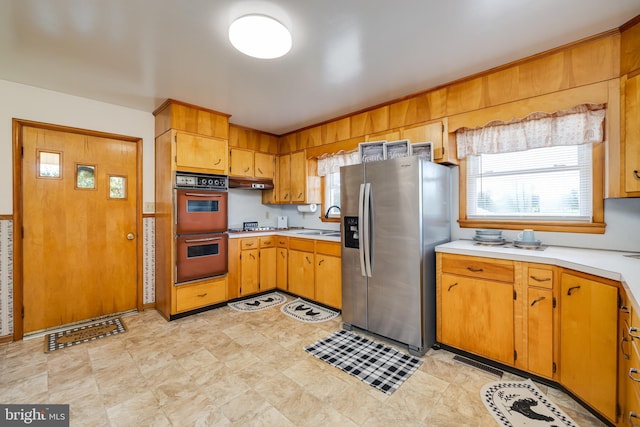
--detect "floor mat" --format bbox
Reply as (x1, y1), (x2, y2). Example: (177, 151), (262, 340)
(304, 329), (422, 394)
(44, 317), (127, 353)
(481, 379), (578, 426)
(227, 292), (287, 312)
(280, 298), (339, 323)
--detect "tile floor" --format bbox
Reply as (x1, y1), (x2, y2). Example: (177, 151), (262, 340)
(0, 297), (606, 426)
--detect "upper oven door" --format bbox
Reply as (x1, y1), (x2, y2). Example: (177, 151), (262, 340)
(176, 189), (228, 234)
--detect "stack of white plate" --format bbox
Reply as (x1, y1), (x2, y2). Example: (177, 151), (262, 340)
(473, 229), (506, 245)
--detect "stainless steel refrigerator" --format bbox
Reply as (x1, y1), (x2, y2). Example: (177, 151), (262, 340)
(340, 156), (450, 356)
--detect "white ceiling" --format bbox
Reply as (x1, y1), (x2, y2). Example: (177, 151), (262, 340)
(1, 1), (639, 135)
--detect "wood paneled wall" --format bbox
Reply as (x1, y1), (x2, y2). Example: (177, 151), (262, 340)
(277, 28), (624, 156)
(228, 124), (279, 154)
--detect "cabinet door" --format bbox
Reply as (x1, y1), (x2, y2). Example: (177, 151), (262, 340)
(625, 73), (640, 193)
(278, 154), (291, 203)
(254, 152), (275, 179)
(560, 272), (618, 422)
(290, 151), (306, 202)
(240, 248), (259, 296)
(288, 249), (315, 299)
(230, 148), (254, 177)
(402, 121), (444, 161)
(440, 274), (514, 365)
(276, 248), (288, 290)
(527, 287), (554, 378)
(175, 132), (228, 174)
(259, 247), (276, 291)
(315, 254), (341, 309)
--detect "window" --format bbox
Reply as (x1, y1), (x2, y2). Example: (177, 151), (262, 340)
(317, 150), (359, 220)
(324, 171), (341, 218)
(466, 145), (592, 221)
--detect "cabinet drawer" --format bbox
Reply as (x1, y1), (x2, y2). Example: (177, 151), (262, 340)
(527, 266), (554, 289)
(316, 241), (340, 256)
(176, 278), (226, 312)
(441, 254), (514, 283)
(276, 236), (288, 247)
(289, 237), (315, 252)
(240, 238), (258, 250)
(260, 236), (275, 248)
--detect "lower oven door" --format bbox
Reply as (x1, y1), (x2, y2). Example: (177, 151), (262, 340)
(176, 233), (228, 283)
(176, 189), (228, 235)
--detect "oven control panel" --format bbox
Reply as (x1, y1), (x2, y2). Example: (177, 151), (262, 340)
(175, 172), (228, 190)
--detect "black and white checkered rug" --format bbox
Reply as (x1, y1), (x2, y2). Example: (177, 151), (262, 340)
(280, 298), (339, 323)
(481, 379), (578, 426)
(227, 292), (287, 312)
(304, 329), (422, 394)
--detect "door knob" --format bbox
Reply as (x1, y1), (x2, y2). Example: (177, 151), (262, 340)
(127, 233), (135, 240)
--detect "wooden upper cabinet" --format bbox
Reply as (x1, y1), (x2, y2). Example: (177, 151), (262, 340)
(154, 99), (229, 139)
(229, 147), (254, 177)
(254, 152), (275, 179)
(290, 151), (307, 203)
(623, 73), (640, 194)
(277, 154), (291, 203)
(401, 121), (446, 161)
(174, 131), (228, 175)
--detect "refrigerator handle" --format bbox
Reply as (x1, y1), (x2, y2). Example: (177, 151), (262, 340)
(358, 183), (367, 277)
(363, 182), (373, 277)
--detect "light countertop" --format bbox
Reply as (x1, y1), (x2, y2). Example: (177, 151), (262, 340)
(436, 239), (640, 309)
(228, 229), (341, 243)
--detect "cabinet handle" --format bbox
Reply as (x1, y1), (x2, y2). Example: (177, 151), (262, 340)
(214, 159), (221, 165)
(280, 252), (285, 259)
(630, 326), (640, 340)
(621, 305), (631, 314)
(630, 412), (640, 427)
(244, 167), (250, 173)
(530, 296), (546, 307)
(197, 293), (208, 298)
(630, 368), (640, 382)
(622, 336), (631, 360)
(447, 282), (459, 292)
(250, 253), (255, 260)
(264, 240), (272, 245)
(305, 256), (311, 264)
(297, 192), (303, 198)
(566, 285), (581, 296)
(530, 275), (551, 282)
(284, 193), (289, 200)
(634, 170), (640, 180)
(466, 266), (483, 273)
(257, 167), (263, 174)
(245, 242), (254, 247)
(318, 259), (325, 265)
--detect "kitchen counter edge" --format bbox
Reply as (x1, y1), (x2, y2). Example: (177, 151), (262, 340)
(228, 230), (340, 243)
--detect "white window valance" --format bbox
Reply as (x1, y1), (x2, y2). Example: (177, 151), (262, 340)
(317, 150), (360, 176)
(455, 103), (606, 159)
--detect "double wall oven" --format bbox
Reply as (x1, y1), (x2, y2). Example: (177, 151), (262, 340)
(175, 172), (228, 283)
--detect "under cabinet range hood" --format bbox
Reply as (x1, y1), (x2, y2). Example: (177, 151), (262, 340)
(228, 176), (274, 190)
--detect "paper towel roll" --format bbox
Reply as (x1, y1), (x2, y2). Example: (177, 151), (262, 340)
(297, 204), (317, 213)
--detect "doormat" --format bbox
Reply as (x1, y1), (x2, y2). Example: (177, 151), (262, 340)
(227, 292), (287, 312)
(280, 298), (339, 323)
(304, 329), (422, 394)
(44, 318), (127, 353)
(481, 379), (578, 426)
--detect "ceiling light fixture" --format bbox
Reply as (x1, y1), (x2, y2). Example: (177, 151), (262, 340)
(229, 14), (292, 59)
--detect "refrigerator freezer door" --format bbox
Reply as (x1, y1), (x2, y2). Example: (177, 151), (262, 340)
(340, 163), (367, 330)
(365, 157), (424, 349)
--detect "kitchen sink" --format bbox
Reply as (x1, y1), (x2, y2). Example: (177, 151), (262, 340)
(294, 230), (341, 237)
(323, 232), (341, 237)
(297, 231), (323, 235)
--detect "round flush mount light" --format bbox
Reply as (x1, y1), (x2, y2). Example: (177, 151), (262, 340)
(229, 14), (292, 59)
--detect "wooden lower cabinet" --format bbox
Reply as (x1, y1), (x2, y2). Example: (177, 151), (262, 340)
(314, 241), (342, 309)
(174, 276), (227, 313)
(560, 271), (618, 423)
(276, 237), (288, 291)
(288, 238), (315, 300)
(440, 273), (515, 365)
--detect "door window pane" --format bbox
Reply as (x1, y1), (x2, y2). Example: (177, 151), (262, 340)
(109, 175), (127, 199)
(37, 150), (62, 178)
(76, 164), (96, 189)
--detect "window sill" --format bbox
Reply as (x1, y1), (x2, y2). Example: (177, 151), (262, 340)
(458, 219), (605, 234)
(320, 216), (341, 223)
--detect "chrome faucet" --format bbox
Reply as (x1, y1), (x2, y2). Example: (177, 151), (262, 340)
(324, 205), (341, 218)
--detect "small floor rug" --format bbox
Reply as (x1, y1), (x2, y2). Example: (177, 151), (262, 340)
(304, 329), (422, 394)
(44, 317), (127, 353)
(481, 379), (578, 426)
(227, 292), (287, 312)
(280, 298), (339, 323)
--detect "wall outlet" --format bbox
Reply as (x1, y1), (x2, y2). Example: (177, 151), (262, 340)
(144, 202), (155, 213)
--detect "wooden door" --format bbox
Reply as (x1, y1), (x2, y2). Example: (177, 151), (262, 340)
(560, 272), (618, 422)
(21, 125), (139, 333)
(440, 274), (514, 365)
